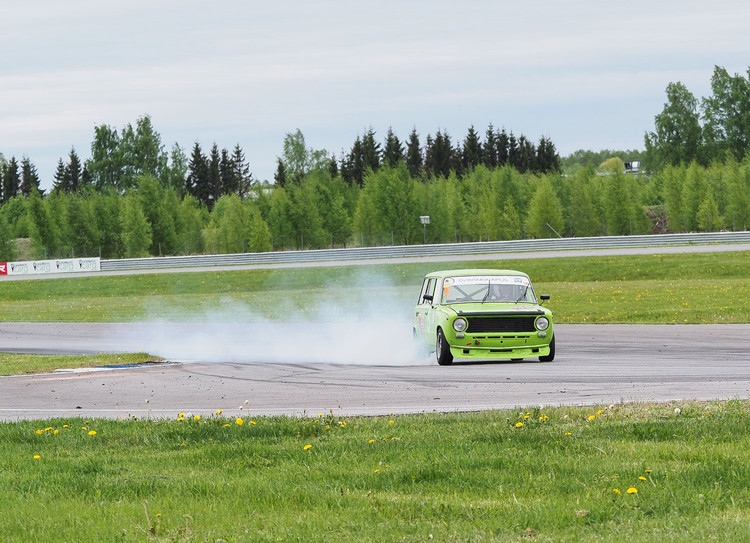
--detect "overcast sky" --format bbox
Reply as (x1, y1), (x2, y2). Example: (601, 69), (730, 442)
(2, 1), (749, 190)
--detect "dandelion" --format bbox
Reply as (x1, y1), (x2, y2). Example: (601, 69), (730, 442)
(53, 430), (59, 435)
(389, 420), (395, 425)
(33, 454), (41, 460)
(587, 415), (596, 421)
(223, 424), (231, 427)
(368, 439), (375, 444)
(250, 420), (256, 425)
(596, 410), (602, 415)
(645, 469), (653, 474)
(62, 424), (69, 428)
(627, 487), (638, 494)
(374, 469), (380, 473)
(236, 418), (244, 425)
(35, 429), (44, 435)
(178, 412), (185, 418)
(639, 475), (647, 481)
(177, 417), (185, 422)
(214, 409), (223, 415)
(515, 422), (524, 428)
(303, 444), (312, 451)
(88, 430), (97, 436)
(613, 488), (621, 495)
(564, 432), (572, 436)
(193, 415), (200, 421)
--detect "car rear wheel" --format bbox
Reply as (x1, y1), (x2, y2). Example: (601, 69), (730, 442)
(538, 335), (555, 362)
(436, 328), (454, 366)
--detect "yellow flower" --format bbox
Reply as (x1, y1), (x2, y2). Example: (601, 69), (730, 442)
(35, 429), (44, 435)
(515, 422), (524, 428)
(62, 424), (69, 428)
(177, 417), (185, 422)
(88, 430), (97, 436)
(389, 420), (395, 425)
(587, 415), (596, 421)
(639, 476), (647, 481)
(223, 423), (231, 427)
(645, 469), (652, 474)
(613, 488), (621, 495)
(596, 410), (602, 415)
(214, 409), (223, 415)
(368, 439), (375, 444)
(303, 444), (312, 451)
(374, 468), (380, 473)
(236, 418), (244, 425)
(44, 427), (53, 432)
(178, 412), (185, 418)
(33, 454), (41, 460)
(564, 432), (572, 436)
(53, 429), (59, 435)
(193, 415), (200, 421)
(250, 420), (256, 425)
(627, 487), (638, 494)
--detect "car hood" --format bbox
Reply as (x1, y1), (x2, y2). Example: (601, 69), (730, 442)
(444, 303), (550, 316)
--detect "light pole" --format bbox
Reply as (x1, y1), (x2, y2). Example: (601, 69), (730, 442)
(420, 215), (430, 244)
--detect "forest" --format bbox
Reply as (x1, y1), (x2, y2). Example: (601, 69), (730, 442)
(0, 65), (749, 261)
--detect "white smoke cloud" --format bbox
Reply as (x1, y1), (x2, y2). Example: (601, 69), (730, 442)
(119, 269), (433, 366)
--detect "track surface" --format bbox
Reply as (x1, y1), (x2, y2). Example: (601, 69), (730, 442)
(1, 323), (749, 421)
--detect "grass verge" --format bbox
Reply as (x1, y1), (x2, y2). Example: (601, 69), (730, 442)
(0, 250), (748, 323)
(2, 400), (749, 542)
(0, 352), (161, 376)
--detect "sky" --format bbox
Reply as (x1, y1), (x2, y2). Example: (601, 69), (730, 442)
(2, 1), (749, 191)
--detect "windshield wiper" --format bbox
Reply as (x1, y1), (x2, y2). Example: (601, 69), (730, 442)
(481, 280), (491, 303)
(515, 286), (529, 303)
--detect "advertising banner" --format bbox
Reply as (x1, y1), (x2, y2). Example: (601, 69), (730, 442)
(2, 258), (101, 276)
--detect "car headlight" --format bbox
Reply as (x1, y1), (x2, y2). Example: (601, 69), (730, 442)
(536, 317), (549, 331)
(453, 318), (467, 332)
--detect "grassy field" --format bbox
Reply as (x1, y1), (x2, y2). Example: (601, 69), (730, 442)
(2, 401), (749, 542)
(2, 250), (749, 541)
(0, 250), (749, 324)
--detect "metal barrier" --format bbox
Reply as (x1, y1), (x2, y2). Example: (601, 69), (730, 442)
(100, 231), (750, 272)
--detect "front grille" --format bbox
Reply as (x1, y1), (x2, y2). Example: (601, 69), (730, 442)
(466, 316), (536, 333)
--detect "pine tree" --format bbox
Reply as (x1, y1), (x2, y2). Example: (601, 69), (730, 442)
(406, 129), (423, 179)
(2, 157), (20, 203)
(361, 128), (381, 173)
(186, 143), (210, 205)
(462, 126), (482, 173)
(383, 127), (404, 168)
(483, 124), (498, 169)
(120, 191), (152, 257)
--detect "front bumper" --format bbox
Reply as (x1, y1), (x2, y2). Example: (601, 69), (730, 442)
(447, 332), (552, 359)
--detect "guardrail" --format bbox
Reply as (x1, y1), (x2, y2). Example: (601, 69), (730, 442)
(100, 231), (750, 272)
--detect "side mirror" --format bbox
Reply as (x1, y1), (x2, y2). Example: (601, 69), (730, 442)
(540, 294), (550, 303)
(423, 294), (433, 303)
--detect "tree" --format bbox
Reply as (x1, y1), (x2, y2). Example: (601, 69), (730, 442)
(525, 176), (564, 239)
(644, 81), (703, 169)
(0, 210), (16, 261)
(120, 191), (152, 257)
(186, 143), (210, 206)
(361, 128), (381, 173)
(482, 124), (498, 169)
(20, 157), (41, 196)
(461, 126), (482, 173)
(66, 194), (100, 256)
(702, 65), (750, 162)
(383, 127), (404, 168)
(88, 123), (123, 190)
(405, 128), (423, 179)
(280, 129), (329, 184)
(26, 188), (60, 258)
(164, 143), (188, 194)
(2, 156), (20, 204)
(137, 175), (178, 255)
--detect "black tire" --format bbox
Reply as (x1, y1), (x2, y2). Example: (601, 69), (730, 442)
(436, 328), (454, 366)
(538, 335), (555, 362)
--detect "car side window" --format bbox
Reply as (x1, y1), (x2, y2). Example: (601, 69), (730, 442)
(418, 278), (437, 305)
(417, 278), (430, 304)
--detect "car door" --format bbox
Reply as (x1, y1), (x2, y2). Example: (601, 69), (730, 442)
(414, 277), (438, 342)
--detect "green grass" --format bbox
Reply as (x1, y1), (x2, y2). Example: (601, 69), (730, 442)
(2, 401), (750, 542)
(0, 250), (748, 323)
(0, 353), (160, 376)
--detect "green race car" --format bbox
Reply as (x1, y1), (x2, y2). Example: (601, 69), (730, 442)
(414, 269), (555, 365)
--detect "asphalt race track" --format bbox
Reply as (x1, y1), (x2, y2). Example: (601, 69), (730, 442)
(1, 323), (749, 421)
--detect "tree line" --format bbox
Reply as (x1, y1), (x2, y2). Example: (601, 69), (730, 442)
(2, 63), (750, 262)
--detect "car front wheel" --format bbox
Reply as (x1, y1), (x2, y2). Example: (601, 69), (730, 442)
(538, 335), (555, 362)
(436, 328), (454, 366)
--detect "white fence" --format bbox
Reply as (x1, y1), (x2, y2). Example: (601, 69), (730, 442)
(0, 258), (101, 276)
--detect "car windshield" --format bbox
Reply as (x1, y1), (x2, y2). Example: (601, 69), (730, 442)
(441, 275), (536, 304)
